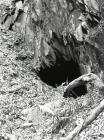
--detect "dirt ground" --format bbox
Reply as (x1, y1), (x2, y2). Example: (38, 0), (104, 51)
(1, 1), (104, 140)
(0, 23), (104, 140)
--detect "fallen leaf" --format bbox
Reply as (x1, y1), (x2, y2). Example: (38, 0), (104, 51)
(38, 100), (63, 115)
(84, 0), (99, 11)
(75, 24), (83, 41)
(20, 122), (33, 128)
(21, 107), (33, 116)
(39, 104), (55, 115)
(8, 134), (17, 140)
(90, 0), (99, 11)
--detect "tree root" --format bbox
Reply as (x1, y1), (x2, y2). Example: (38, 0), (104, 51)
(65, 98), (104, 140)
(64, 73), (104, 140)
(64, 73), (104, 96)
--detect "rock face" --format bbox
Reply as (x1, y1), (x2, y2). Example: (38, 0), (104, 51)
(1, 0), (104, 97)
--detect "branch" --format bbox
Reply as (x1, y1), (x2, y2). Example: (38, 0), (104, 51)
(64, 73), (104, 140)
(65, 98), (104, 140)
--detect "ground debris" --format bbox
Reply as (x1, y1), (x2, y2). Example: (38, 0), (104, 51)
(0, 2), (104, 140)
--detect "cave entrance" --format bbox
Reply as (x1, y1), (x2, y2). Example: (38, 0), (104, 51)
(38, 58), (87, 98)
(37, 33), (87, 98)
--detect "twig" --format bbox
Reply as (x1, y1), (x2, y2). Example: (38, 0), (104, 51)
(65, 98), (104, 140)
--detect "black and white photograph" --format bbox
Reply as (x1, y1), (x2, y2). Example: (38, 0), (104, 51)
(0, 0), (104, 139)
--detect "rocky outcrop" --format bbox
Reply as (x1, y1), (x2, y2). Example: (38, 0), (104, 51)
(1, 0), (104, 97)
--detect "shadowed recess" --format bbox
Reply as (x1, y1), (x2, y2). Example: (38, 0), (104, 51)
(38, 59), (87, 98)
(37, 33), (87, 98)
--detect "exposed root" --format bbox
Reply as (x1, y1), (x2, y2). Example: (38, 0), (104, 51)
(64, 73), (104, 140)
(64, 73), (104, 96)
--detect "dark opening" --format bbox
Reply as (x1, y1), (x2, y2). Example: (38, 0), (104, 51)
(37, 59), (87, 98)
(36, 33), (87, 98)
